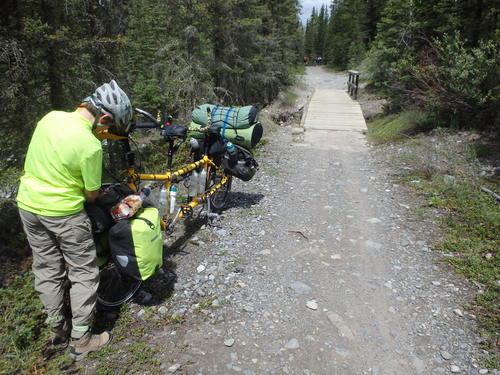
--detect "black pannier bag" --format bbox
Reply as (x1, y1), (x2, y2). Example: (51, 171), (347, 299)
(222, 145), (259, 181)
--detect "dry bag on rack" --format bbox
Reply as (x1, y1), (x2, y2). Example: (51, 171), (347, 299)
(222, 145), (259, 182)
(188, 121), (263, 150)
(108, 207), (163, 281)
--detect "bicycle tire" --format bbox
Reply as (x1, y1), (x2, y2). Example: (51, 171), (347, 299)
(97, 263), (142, 308)
(208, 166), (232, 213)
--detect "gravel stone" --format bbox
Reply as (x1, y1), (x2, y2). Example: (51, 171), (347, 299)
(440, 351), (452, 360)
(167, 363), (181, 373)
(289, 281), (312, 294)
(306, 300), (318, 310)
(284, 338), (300, 350)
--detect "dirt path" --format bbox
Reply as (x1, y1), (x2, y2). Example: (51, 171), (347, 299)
(90, 67), (487, 375)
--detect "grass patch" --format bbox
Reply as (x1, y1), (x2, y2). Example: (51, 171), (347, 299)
(90, 341), (161, 375)
(239, 207), (266, 217)
(281, 90), (299, 107)
(259, 111), (278, 135)
(367, 111), (428, 143)
(408, 177), (499, 366)
(194, 296), (217, 311)
(289, 64), (306, 76)
(394, 135), (499, 366)
(384, 130), (499, 367)
(0, 272), (71, 375)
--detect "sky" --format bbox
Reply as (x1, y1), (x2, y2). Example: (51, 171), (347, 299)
(300, 0), (330, 25)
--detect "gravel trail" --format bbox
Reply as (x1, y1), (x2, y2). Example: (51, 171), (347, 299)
(137, 67), (487, 375)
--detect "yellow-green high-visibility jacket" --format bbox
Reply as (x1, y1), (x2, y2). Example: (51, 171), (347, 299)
(17, 110), (102, 216)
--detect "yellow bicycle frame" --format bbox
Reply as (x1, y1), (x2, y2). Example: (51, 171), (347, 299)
(96, 109), (230, 230)
(126, 155), (229, 230)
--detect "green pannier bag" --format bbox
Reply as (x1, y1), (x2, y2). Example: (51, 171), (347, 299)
(108, 207), (163, 281)
(192, 104), (259, 129)
(188, 121), (263, 149)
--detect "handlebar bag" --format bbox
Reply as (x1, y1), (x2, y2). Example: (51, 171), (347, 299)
(222, 145), (259, 182)
(108, 207), (163, 281)
(192, 104), (259, 129)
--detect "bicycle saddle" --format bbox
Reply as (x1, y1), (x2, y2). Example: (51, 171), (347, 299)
(161, 125), (187, 139)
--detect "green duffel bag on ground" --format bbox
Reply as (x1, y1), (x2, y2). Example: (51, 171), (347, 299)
(189, 121), (263, 149)
(108, 207), (163, 281)
(192, 104), (259, 129)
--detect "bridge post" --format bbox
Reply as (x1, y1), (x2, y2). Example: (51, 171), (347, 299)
(347, 70), (360, 100)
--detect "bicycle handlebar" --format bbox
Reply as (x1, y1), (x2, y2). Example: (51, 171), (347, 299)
(131, 107), (215, 134)
(133, 121), (160, 129)
(134, 108), (159, 124)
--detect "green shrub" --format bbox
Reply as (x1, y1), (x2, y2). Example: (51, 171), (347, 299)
(411, 33), (498, 129)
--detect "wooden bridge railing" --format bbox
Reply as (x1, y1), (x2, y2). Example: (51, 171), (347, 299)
(347, 70), (360, 100)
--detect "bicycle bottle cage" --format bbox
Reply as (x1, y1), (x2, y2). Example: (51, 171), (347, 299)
(161, 125), (187, 139)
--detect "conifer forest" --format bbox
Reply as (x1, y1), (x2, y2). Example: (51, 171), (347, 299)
(1, 0), (498, 187)
(304, 0), (498, 130)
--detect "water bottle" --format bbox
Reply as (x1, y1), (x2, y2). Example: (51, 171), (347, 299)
(199, 169), (207, 194)
(189, 137), (200, 151)
(159, 185), (168, 216)
(226, 142), (238, 167)
(140, 187), (159, 209)
(169, 186), (177, 215)
(188, 170), (199, 198)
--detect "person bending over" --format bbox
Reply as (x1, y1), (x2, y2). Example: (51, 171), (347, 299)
(17, 80), (133, 360)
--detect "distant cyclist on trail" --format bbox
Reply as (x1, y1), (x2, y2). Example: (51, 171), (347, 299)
(16, 80), (133, 360)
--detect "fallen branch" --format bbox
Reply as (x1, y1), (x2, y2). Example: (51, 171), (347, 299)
(287, 230), (309, 240)
(481, 186), (500, 202)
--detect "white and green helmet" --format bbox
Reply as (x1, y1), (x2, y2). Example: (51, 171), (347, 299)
(86, 80), (133, 134)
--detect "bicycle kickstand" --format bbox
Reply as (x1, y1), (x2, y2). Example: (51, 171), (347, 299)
(205, 199), (219, 225)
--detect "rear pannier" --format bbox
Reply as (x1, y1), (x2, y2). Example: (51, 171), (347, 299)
(222, 145), (259, 182)
(108, 207), (163, 281)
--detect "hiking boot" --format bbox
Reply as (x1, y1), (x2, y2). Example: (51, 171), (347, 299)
(49, 319), (71, 347)
(69, 331), (112, 361)
(43, 319), (71, 361)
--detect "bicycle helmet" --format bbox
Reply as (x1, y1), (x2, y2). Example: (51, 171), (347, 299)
(86, 80), (133, 134)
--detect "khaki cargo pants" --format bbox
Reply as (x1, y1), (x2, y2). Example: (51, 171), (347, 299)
(19, 208), (99, 338)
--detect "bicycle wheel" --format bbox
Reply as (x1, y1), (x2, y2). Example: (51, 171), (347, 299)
(207, 166), (232, 213)
(97, 263), (142, 308)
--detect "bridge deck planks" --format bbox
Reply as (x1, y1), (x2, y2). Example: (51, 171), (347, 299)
(304, 89), (366, 132)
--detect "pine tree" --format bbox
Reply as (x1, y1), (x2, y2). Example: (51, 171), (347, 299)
(313, 5), (328, 57)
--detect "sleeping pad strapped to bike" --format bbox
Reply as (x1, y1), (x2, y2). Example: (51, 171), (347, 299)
(189, 104), (263, 150)
(86, 184), (163, 281)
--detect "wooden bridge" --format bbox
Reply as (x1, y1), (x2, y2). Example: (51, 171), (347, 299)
(303, 88), (367, 149)
(304, 89), (366, 132)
